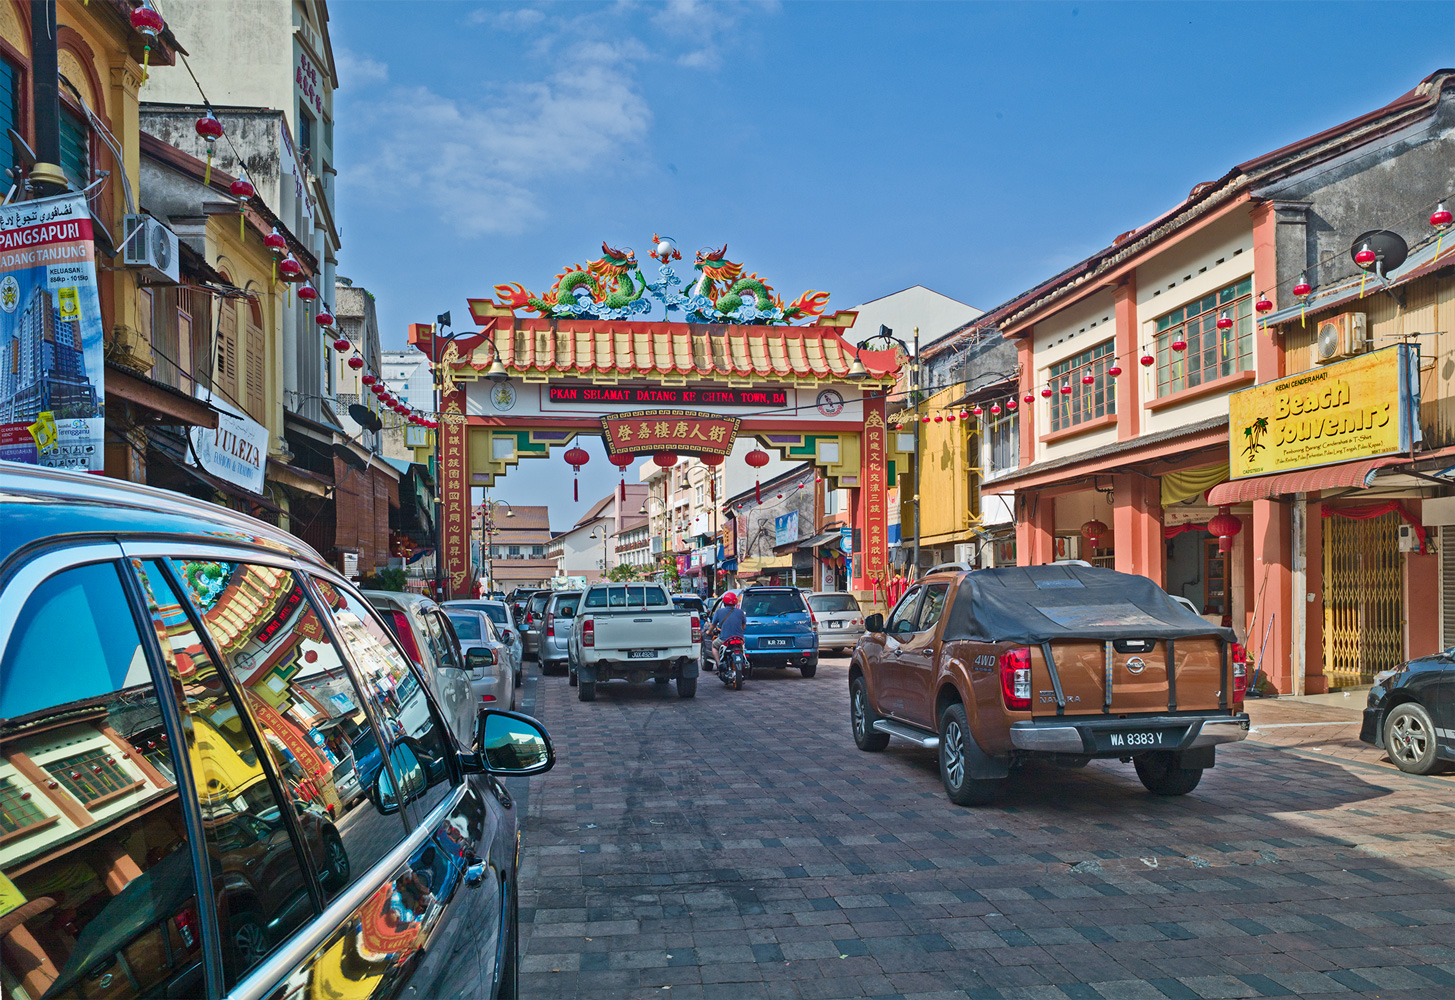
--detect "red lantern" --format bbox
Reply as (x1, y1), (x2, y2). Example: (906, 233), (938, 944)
(297, 285), (318, 302)
(230, 177), (254, 200)
(652, 452), (677, 468)
(1432, 202), (1453, 228)
(698, 454), (725, 467)
(264, 229), (288, 257)
(361, 374), (376, 386)
(1208, 506), (1243, 553)
(1081, 373), (1095, 385)
(1216, 312), (1233, 330)
(195, 110), (223, 142)
(1140, 353), (1155, 366)
(1353, 244), (1377, 269)
(348, 355), (364, 370)
(1006, 399), (1018, 411)
(1023, 394), (1034, 404)
(608, 452), (634, 501)
(370, 383), (384, 396)
(1041, 387), (1052, 398)
(332, 337), (349, 352)
(1108, 365), (1122, 377)
(1255, 295), (1273, 313)
(989, 403), (1000, 415)
(1080, 519), (1109, 549)
(130, 2), (164, 36)
(971, 405), (983, 417)
(1059, 384), (1072, 395)
(960, 410), (970, 420)
(1170, 338), (1187, 352)
(921, 415), (931, 423)
(279, 255), (303, 280)
(745, 448), (770, 501)
(316, 310), (335, 328)
(1293, 280), (1312, 298)
(933, 415), (943, 423)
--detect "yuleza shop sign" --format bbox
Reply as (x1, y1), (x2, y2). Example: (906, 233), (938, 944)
(1229, 344), (1419, 479)
(602, 409), (741, 456)
(191, 390), (268, 494)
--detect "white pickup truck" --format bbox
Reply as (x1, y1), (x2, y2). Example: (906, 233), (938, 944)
(566, 582), (701, 701)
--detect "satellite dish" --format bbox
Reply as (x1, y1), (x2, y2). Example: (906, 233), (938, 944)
(1351, 230), (1408, 272)
(7, 129), (34, 172)
(349, 402), (383, 433)
(332, 443), (369, 472)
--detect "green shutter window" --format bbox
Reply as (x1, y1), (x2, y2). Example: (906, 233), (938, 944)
(59, 108), (88, 189)
(0, 60), (16, 178)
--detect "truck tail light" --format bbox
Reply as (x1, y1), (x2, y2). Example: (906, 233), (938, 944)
(546, 613), (555, 638)
(1230, 642), (1247, 702)
(174, 906), (199, 950)
(691, 615), (701, 643)
(582, 619), (595, 648)
(809, 611), (817, 627)
(1000, 647), (1032, 711)
(390, 611), (423, 664)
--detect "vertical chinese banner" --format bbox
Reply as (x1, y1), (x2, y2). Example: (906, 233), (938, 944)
(860, 400), (888, 601)
(439, 388), (471, 600)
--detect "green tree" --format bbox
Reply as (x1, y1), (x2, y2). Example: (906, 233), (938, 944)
(605, 563), (642, 582)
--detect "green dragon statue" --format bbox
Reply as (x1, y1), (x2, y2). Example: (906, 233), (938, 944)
(493, 242), (647, 318)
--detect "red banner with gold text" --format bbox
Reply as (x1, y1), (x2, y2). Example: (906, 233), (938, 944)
(439, 388), (471, 599)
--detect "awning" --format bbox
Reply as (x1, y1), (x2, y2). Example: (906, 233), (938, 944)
(801, 530), (844, 549)
(106, 363), (220, 428)
(737, 555), (792, 575)
(1206, 455), (1409, 505)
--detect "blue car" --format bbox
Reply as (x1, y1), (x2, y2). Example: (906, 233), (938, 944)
(736, 587), (819, 678)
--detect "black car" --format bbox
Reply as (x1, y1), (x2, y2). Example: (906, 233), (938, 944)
(1360, 653), (1454, 773)
(0, 462), (555, 999)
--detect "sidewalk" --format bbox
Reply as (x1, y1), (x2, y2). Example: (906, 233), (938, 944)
(1241, 691), (1426, 774)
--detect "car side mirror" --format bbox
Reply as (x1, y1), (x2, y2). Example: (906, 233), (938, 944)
(464, 709), (555, 776)
(466, 647), (496, 670)
(373, 744), (426, 814)
(864, 613), (885, 634)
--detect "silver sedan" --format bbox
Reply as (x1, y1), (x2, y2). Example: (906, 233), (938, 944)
(444, 600), (524, 686)
(444, 609), (515, 712)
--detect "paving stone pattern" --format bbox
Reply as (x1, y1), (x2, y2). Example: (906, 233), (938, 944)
(516, 657), (1455, 1000)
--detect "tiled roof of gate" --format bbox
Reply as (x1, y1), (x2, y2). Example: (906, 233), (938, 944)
(457, 317), (899, 381)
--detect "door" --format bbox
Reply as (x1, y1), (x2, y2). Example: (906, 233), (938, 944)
(877, 585), (924, 718)
(1324, 510), (1403, 687)
(897, 583), (951, 729)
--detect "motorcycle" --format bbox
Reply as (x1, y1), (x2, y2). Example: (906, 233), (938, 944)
(719, 636), (747, 690)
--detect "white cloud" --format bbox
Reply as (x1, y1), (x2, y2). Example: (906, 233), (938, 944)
(651, 0), (779, 70)
(335, 47), (388, 86)
(343, 37), (650, 237)
(469, 6), (547, 30)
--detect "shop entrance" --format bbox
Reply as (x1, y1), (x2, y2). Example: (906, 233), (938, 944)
(1323, 510), (1403, 687)
(1164, 528), (1228, 618)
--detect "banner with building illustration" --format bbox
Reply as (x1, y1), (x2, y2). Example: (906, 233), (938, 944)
(0, 194), (104, 471)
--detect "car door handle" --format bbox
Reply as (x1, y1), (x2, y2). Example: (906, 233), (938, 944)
(465, 859), (487, 887)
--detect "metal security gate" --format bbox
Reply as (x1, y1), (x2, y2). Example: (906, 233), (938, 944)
(1323, 511), (1403, 688)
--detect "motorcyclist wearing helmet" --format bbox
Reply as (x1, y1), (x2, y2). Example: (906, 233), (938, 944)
(707, 591), (747, 671)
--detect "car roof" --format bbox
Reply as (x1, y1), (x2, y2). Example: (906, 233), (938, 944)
(363, 590), (437, 610)
(0, 460), (328, 569)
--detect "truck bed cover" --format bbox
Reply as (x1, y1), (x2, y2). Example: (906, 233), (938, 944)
(941, 565), (1234, 645)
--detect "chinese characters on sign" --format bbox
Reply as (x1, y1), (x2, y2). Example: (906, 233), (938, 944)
(861, 405), (888, 583)
(440, 390), (471, 597)
(552, 385), (786, 407)
(601, 409), (741, 456)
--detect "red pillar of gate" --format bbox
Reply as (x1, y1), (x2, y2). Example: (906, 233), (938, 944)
(856, 395), (889, 606)
(438, 386), (471, 601)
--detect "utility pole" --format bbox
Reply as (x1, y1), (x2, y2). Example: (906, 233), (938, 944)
(911, 325), (921, 579)
(29, 0), (66, 196)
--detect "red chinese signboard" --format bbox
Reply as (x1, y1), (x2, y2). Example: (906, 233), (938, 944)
(601, 409), (741, 456)
(439, 389), (471, 598)
(861, 403), (888, 585)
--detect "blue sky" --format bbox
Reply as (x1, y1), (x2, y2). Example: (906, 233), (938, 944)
(330, 1), (1450, 526)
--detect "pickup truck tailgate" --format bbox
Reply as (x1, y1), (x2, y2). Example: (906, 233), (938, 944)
(1033, 636), (1228, 716)
(593, 615), (689, 653)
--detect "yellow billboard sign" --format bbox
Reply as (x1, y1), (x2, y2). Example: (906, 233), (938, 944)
(1229, 345), (1417, 479)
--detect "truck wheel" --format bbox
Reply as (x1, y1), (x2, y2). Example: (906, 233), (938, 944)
(1134, 751), (1204, 795)
(800, 657), (818, 678)
(938, 704), (1000, 806)
(677, 676), (697, 698)
(850, 676), (889, 752)
(1385, 702), (1440, 774)
(578, 680), (596, 702)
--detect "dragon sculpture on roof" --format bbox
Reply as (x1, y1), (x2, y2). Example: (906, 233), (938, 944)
(491, 236), (830, 325)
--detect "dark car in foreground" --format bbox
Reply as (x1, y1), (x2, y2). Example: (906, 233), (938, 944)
(0, 461), (554, 999)
(1360, 652), (1455, 773)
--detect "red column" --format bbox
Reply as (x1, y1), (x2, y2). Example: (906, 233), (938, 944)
(1016, 490), (1055, 566)
(1113, 474), (1164, 585)
(857, 396), (889, 605)
(439, 386), (471, 601)
(1251, 499), (1293, 695)
(1114, 276), (1139, 440)
(1017, 337), (1035, 465)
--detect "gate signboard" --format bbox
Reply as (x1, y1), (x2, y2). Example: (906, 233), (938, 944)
(602, 409), (740, 456)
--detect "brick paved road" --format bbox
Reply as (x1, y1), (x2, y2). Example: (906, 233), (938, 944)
(515, 656), (1455, 1000)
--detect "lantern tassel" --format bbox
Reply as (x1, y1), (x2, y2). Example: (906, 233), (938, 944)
(204, 148), (212, 187)
(1439, 232), (1446, 257)
(141, 46), (150, 86)
(574, 477), (579, 503)
(755, 479), (761, 503)
(1359, 273), (1368, 298)
(240, 209), (246, 241)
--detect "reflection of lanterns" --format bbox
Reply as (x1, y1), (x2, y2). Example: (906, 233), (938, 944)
(1208, 505), (1243, 553)
(1080, 519), (1109, 549)
(563, 445), (590, 501)
(746, 447), (771, 501)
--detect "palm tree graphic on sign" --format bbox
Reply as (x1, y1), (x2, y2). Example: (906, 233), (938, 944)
(1242, 417), (1269, 458)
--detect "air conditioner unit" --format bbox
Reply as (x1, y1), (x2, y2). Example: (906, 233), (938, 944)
(953, 542), (977, 566)
(1314, 312), (1367, 364)
(121, 214), (179, 284)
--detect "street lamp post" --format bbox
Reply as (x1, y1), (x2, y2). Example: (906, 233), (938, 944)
(478, 498), (514, 595)
(588, 524), (610, 579)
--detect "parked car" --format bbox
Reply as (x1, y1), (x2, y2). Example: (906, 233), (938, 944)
(713, 587), (819, 678)
(1360, 653), (1455, 773)
(521, 590), (553, 661)
(445, 608), (516, 712)
(540, 590), (582, 676)
(850, 564), (1250, 805)
(365, 589), (476, 745)
(567, 581), (701, 700)
(672, 594), (706, 615)
(0, 461), (555, 999)
(507, 588), (542, 628)
(445, 599), (524, 685)
(807, 592), (865, 653)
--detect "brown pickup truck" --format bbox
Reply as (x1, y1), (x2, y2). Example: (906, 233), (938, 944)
(849, 564), (1250, 806)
